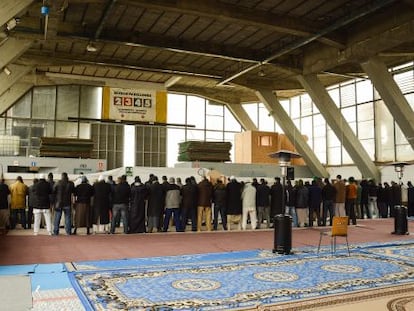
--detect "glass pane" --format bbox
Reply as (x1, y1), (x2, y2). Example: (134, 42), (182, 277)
(328, 87), (340, 107)
(167, 128), (185, 167)
(206, 101), (224, 115)
(394, 70), (414, 93)
(360, 138), (375, 160)
(258, 106), (275, 132)
(290, 97), (300, 118)
(301, 94), (312, 116)
(79, 123), (91, 139)
(315, 151), (327, 165)
(327, 128), (340, 148)
(56, 121), (78, 138)
(341, 106), (356, 122)
(32, 87), (56, 119)
(206, 115), (223, 131)
(224, 106), (242, 132)
(404, 93), (414, 111)
(375, 100), (394, 162)
(280, 99), (290, 114)
(328, 146), (341, 165)
(10, 92), (31, 118)
(31, 120), (54, 138)
(342, 147), (352, 165)
(356, 80), (373, 103)
(242, 103), (258, 127)
(167, 94), (186, 124)
(395, 124), (408, 145)
(80, 86), (102, 119)
(313, 114), (326, 137)
(358, 120), (374, 140)
(340, 83), (356, 107)
(396, 144), (413, 162)
(57, 85), (79, 120)
(301, 116), (312, 134)
(187, 96), (205, 129)
(206, 131), (223, 141)
(313, 137), (326, 153)
(357, 103), (373, 122)
(187, 129), (204, 141)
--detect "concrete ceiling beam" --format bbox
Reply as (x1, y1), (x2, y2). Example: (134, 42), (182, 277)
(0, 0), (34, 27)
(0, 64), (32, 97)
(303, 7), (414, 74)
(225, 103), (258, 132)
(0, 82), (32, 115)
(0, 38), (32, 69)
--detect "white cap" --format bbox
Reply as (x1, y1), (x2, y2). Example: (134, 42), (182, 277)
(98, 175), (105, 181)
(39, 173), (45, 179)
(230, 175), (235, 180)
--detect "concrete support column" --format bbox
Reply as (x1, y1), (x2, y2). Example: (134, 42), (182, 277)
(0, 83), (33, 115)
(256, 88), (328, 178)
(225, 102), (258, 131)
(297, 74), (380, 181)
(361, 57), (414, 150)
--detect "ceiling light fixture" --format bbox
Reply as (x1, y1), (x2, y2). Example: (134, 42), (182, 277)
(3, 67), (11, 76)
(6, 18), (19, 31)
(86, 42), (98, 52)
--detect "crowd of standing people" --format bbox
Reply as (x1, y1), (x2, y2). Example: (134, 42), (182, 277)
(0, 172), (413, 235)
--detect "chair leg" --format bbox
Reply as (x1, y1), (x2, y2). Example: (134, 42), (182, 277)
(317, 233), (323, 254)
(346, 236), (350, 256)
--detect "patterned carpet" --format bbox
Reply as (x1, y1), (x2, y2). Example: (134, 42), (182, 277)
(67, 241), (414, 311)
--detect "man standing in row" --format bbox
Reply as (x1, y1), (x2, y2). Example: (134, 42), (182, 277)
(33, 174), (52, 235)
(53, 172), (74, 235)
(9, 176), (28, 229)
(110, 175), (130, 234)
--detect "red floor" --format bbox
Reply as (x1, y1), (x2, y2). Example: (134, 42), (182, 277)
(0, 218), (412, 265)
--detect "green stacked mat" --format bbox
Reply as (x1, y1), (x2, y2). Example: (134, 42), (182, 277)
(40, 137), (94, 158)
(178, 141), (231, 162)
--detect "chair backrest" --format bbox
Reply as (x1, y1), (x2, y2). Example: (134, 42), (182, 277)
(331, 216), (349, 237)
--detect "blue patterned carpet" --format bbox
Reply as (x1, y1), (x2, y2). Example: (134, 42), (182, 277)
(68, 241), (414, 311)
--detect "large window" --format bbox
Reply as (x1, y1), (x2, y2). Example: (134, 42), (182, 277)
(166, 95), (242, 167)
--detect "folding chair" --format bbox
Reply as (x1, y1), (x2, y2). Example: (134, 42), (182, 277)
(317, 216), (350, 256)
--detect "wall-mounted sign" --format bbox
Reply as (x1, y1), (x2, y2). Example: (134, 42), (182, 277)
(125, 167), (133, 177)
(102, 87), (167, 123)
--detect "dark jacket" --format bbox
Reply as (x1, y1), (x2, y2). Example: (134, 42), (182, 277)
(148, 182), (165, 217)
(0, 183), (9, 209)
(270, 182), (284, 216)
(197, 178), (213, 206)
(256, 183), (270, 207)
(213, 183), (227, 207)
(54, 179), (75, 208)
(112, 181), (131, 205)
(35, 179), (52, 208)
(322, 183), (336, 201)
(75, 182), (94, 204)
(93, 180), (112, 224)
(226, 180), (242, 215)
(181, 182), (198, 210)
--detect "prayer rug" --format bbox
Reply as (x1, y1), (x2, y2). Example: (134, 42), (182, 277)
(69, 243), (414, 311)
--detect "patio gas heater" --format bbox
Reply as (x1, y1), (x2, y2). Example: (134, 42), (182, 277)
(391, 162), (409, 235)
(269, 150), (301, 254)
